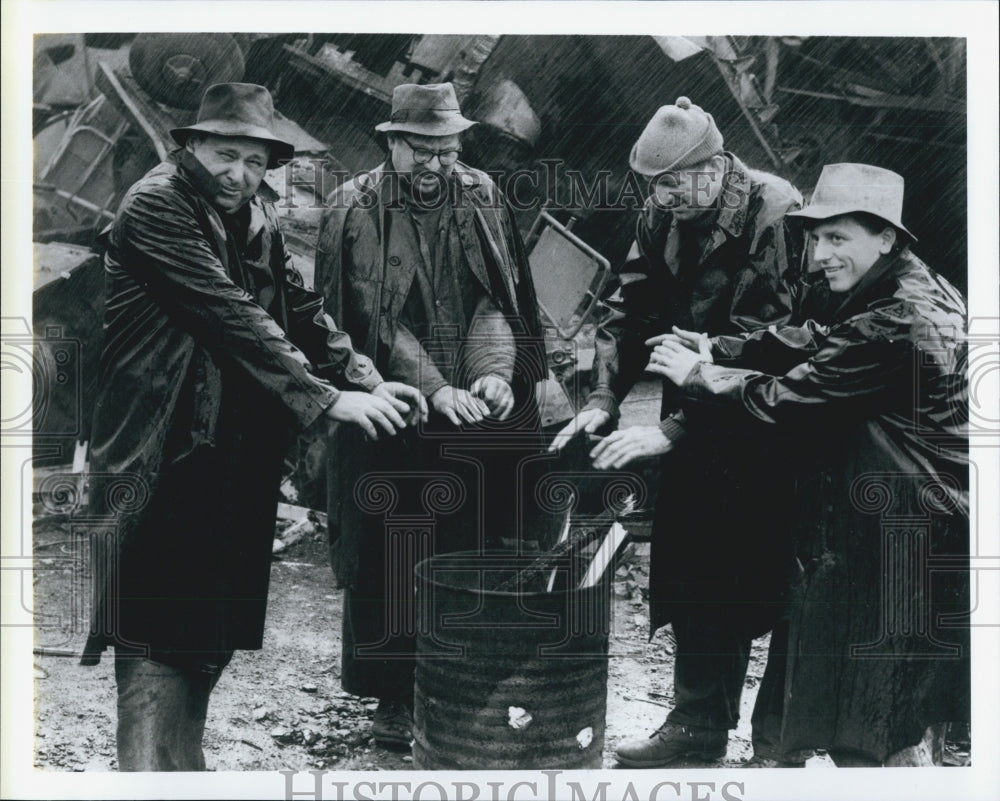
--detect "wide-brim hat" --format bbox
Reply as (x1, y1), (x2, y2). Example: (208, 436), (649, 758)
(170, 82), (295, 170)
(788, 162), (917, 242)
(374, 82), (477, 137)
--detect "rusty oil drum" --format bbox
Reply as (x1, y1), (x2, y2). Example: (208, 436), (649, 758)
(413, 550), (611, 769)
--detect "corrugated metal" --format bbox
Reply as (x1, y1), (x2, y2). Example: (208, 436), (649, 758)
(413, 552), (611, 769)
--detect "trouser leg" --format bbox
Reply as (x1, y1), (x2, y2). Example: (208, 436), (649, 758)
(750, 619), (788, 758)
(114, 648), (230, 771)
(341, 586), (415, 703)
(749, 620), (813, 762)
(666, 613), (750, 731)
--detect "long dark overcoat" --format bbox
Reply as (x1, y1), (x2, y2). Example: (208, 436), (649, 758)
(584, 154), (805, 636)
(82, 151), (381, 665)
(681, 249), (971, 760)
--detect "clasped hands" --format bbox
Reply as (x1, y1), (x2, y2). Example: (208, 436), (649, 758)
(431, 375), (515, 427)
(645, 326), (713, 384)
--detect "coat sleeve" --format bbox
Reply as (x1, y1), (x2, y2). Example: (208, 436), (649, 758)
(712, 319), (829, 373)
(280, 276), (383, 392)
(462, 294), (517, 385)
(114, 185), (347, 429)
(582, 219), (665, 420)
(385, 321), (449, 397)
(681, 315), (912, 426)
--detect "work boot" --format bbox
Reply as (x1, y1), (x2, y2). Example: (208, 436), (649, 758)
(615, 721), (727, 767)
(372, 699), (413, 750)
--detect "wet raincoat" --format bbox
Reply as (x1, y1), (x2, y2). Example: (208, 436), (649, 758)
(680, 248), (970, 759)
(584, 154), (805, 636)
(314, 162), (550, 588)
(82, 150), (381, 665)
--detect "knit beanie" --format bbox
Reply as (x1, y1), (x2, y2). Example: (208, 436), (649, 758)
(629, 97), (725, 176)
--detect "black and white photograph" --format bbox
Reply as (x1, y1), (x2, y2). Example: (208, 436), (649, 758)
(3, 2), (998, 800)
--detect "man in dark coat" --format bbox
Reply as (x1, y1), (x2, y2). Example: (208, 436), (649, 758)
(549, 97), (809, 766)
(648, 163), (970, 766)
(82, 83), (424, 771)
(314, 83), (552, 748)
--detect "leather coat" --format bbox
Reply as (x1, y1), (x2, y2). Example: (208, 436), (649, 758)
(681, 249), (970, 760)
(83, 151), (381, 664)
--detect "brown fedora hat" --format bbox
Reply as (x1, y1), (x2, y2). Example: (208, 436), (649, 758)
(374, 82), (477, 137)
(788, 163), (917, 241)
(170, 82), (295, 169)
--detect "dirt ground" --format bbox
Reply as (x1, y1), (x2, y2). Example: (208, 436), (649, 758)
(32, 515), (781, 773)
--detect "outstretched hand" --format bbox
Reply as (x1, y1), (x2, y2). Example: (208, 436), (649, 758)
(470, 374), (515, 421)
(429, 385), (491, 427)
(589, 425), (673, 470)
(547, 408), (612, 453)
(374, 381), (428, 425)
(325, 391), (408, 440)
(645, 326), (712, 356)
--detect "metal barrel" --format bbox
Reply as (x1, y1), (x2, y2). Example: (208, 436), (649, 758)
(413, 550), (611, 769)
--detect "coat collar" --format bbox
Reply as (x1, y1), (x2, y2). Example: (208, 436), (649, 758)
(355, 162), (517, 314)
(831, 250), (907, 321)
(715, 153), (752, 239)
(661, 153), (754, 271)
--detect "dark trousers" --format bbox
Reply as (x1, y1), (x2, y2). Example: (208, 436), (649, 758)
(341, 582), (416, 703)
(665, 613), (751, 731)
(663, 615), (810, 763)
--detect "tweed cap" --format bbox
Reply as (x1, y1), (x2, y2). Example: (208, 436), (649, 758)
(630, 96), (725, 176)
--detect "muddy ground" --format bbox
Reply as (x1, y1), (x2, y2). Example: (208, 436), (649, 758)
(32, 515), (784, 773)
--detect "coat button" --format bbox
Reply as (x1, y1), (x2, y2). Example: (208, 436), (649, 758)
(388, 256), (401, 266)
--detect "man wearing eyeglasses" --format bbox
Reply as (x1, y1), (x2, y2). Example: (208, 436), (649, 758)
(549, 97), (817, 767)
(314, 83), (550, 749)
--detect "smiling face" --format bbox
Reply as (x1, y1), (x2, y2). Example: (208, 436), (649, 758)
(650, 155), (726, 220)
(809, 214), (897, 293)
(387, 132), (461, 195)
(186, 133), (270, 213)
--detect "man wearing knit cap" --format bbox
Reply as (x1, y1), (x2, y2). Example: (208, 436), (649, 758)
(551, 96), (811, 767)
(315, 83), (552, 749)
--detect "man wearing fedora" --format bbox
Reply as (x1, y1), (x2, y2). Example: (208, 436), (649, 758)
(315, 82), (551, 748)
(82, 82), (425, 770)
(549, 96), (816, 767)
(647, 163), (970, 766)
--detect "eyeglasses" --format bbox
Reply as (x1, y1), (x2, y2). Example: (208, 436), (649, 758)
(400, 135), (462, 166)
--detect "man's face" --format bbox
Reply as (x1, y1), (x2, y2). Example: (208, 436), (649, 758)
(809, 215), (896, 293)
(388, 132), (461, 194)
(186, 134), (270, 213)
(650, 156), (726, 220)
